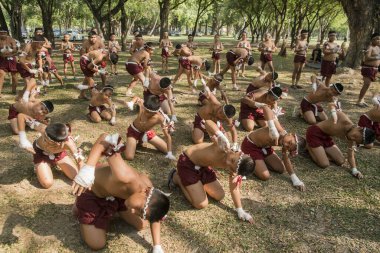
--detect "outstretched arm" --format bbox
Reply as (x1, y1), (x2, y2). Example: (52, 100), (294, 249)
(229, 174), (253, 224)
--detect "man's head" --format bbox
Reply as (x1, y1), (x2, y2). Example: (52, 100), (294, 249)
(0, 29), (8, 38)
(265, 72), (278, 82)
(33, 100), (54, 116)
(133, 30), (139, 37)
(267, 87), (282, 102)
(329, 83), (344, 96)
(88, 31), (98, 44)
(109, 33), (116, 41)
(159, 77), (171, 90)
(204, 60), (211, 71)
(63, 34), (70, 42)
(264, 33), (272, 41)
(213, 74), (223, 84)
(31, 35), (45, 50)
(347, 126), (376, 145)
(101, 85), (114, 98)
(214, 34), (220, 41)
(135, 34), (144, 47)
(34, 28), (43, 36)
(45, 123), (69, 143)
(241, 31), (247, 40)
(188, 34), (193, 42)
(144, 42), (155, 54)
(328, 31), (337, 42)
(163, 32), (168, 38)
(226, 152), (255, 177)
(217, 104), (236, 119)
(371, 33), (380, 46)
(144, 95), (160, 114)
(247, 55), (254, 66)
(300, 29), (308, 39)
(282, 133), (306, 156)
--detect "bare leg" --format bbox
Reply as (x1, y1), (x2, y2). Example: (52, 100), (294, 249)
(307, 145), (330, 168)
(302, 111), (317, 125)
(35, 162), (54, 189)
(0, 70), (5, 97)
(242, 119), (255, 131)
(253, 160), (270, 181)
(203, 180), (225, 201)
(11, 72), (18, 94)
(124, 137), (138, 160)
(264, 153), (285, 173)
(80, 224), (107, 250)
(325, 145), (345, 166)
(56, 156), (79, 180)
(357, 77), (372, 104)
(148, 136), (168, 153)
(192, 128), (205, 144)
(119, 208), (149, 231)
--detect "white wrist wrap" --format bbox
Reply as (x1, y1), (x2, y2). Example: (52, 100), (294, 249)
(290, 174), (303, 186)
(19, 131), (33, 148)
(74, 164), (95, 188)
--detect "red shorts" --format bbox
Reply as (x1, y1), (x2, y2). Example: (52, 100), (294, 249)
(193, 113), (207, 132)
(306, 125), (334, 148)
(0, 56), (17, 72)
(126, 124), (156, 142)
(226, 50), (238, 66)
(100, 61), (107, 68)
(88, 104), (107, 114)
(161, 48), (169, 58)
(43, 61), (57, 73)
(260, 52), (272, 63)
(300, 97), (323, 116)
(17, 62), (35, 78)
(294, 54), (306, 64)
(179, 57), (191, 70)
(125, 62), (143, 75)
(7, 105), (19, 120)
(80, 57), (94, 77)
(76, 190), (127, 230)
(143, 89), (167, 103)
(358, 114), (380, 139)
(212, 51), (220, 60)
(177, 153), (217, 187)
(241, 136), (274, 160)
(198, 91), (207, 104)
(239, 103), (264, 121)
(361, 65), (378, 82)
(246, 84), (259, 94)
(63, 53), (74, 63)
(321, 60), (336, 78)
(32, 141), (67, 165)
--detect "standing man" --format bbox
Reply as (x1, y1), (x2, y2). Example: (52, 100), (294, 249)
(258, 33), (276, 72)
(321, 31), (342, 86)
(0, 29), (18, 96)
(291, 30), (308, 89)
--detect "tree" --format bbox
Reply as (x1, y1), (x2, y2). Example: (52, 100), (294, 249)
(270, 0), (288, 44)
(339, 0), (380, 68)
(36, 0), (56, 45)
(1, 0), (23, 41)
(158, 0), (185, 40)
(191, 0), (214, 36)
(0, 4), (8, 32)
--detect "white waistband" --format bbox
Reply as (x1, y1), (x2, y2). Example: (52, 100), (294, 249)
(130, 123), (141, 133)
(126, 61), (138, 65)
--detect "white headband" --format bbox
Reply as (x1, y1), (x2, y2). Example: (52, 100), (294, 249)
(142, 187), (154, 220)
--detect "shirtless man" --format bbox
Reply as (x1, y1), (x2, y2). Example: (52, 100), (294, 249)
(61, 34), (76, 79)
(127, 72), (177, 120)
(357, 95), (380, 148)
(198, 74), (228, 105)
(129, 33), (145, 54)
(356, 33), (380, 107)
(306, 110), (375, 178)
(300, 75), (343, 125)
(291, 30), (309, 89)
(25, 123), (83, 189)
(239, 87), (282, 132)
(220, 47), (254, 90)
(88, 85), (116, 125)
(77, 49), (109, 99)
(168, 120), (255, 223)
(0, 30), (18, 96)
(241, 105), (306, 191)
(172, 44), (211, 93)
(125, 42), (154, 96)
(185, 34), (197, 55)
(124, 95), (175, 161)
(108, 33), (121, 75)
(192, 92), (238, 150)
(258, 33), (277, 72)
(236, 31), (251, 78)
(17, 35), (45, 102)
(321, 31), (342, 86)
(159, 32), (172, 73)
(40, 48), (64, 90)
(72, 133), (169, 252)
(245, 68), (278, 94)
(210, 34), (224, 74)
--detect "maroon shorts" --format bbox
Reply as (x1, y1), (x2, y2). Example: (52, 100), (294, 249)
(241, 137), (274, 160)
(76, 190), (127, 230)
(306, 125), (334, 148)
(63, 53), (74, 64)
(226, 50), (238, 66)
(17, 62), (35, 78)
(300, 97), (323, 116)
(198, 91), (207, 104)
(88, 105), (107, 115)
(7, 105), (19, 120)
(0, 56), (17, 72)
(179, 57), (191, 70)
(177, 153), (217, 187)
(100, 61), (107, 68)
(193, 113), (207, 133)
(126, 124), (156, 142)
(260, 53), (272, 63)
(143, 89), (167, 103)
(80, 57), (94, 77)
(358, 114), (380, 139)
(161, 48), (169, 58)
(32, 141), (67, 165)
(320, 60), (336, 78)
(125, 62), (143, 75)
(246, 84), (259, 94)
(361, 65), (378, 82)
(212, 51), (220, 60)
(294, 54), (306, 64)
(239, 103), (265, 121)
(43, 61), (57, 73)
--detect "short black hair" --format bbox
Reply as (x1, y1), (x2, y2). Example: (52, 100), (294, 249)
(33, 35), (45, 42)
(237, 155), (255, 177)
(102, 85), (114, 93)
(34, 28), (43, 33)
(270, 87), (282, 99)
(272, 72), (278, 80)
(328, 30), (336, 35)
(135, 34), (143, 38)
(332, 82), (344, 94)
(223, 104), (236, 118)
(371, 33), (380, 39)
(300, 29), (308, 34)
(188, 34), (193, 37)
(363, 128), (376, 145)
(145, 42), (154, 49)
(109, 33), (115, 37)
(148, 189), (170, 223)
(46, 123), (69, 142)
(247, 56), (254, 65)
(159, 77), (171, 89)
(41, 100), (54, 113)
(214, 74), (223, 83)
(204, 60), (211, 71)
(175, 44), (182, 50)
(144, 95), (160, 112)
(88, 31), (97, 37)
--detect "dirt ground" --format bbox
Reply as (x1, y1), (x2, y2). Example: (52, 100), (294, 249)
(0, 36), (379, 253)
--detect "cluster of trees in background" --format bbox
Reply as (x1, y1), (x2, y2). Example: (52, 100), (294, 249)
(0, 0), (379, 67)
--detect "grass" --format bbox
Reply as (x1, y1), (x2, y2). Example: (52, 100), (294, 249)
(0, 37), (379, 253)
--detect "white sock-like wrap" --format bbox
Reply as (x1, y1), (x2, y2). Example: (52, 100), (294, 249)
(290, 173), (304, 187)
(19, 131), (33, 149)
(171, 115), (177, 122)
(74, 164), (95, 188)
(110, 116), (116, 125)
(351, 167), (361, 176)
(268, 120), (279, 139)
(22, 91), (30, 102)
(331, 109), (337, 124)
(254, 101), (266, 108)
(312, 82), (317, 92)
(152, 245), (164, 253)
(372, 96), (380, 106)
(231, 142), (240, 152)
(165, 151), (176, 160)
(143, 77), (150, 88)
(76, 84), (90, 90)
(216, 130), (230, 150)
(126, 101), (134, 111)
(236, 207), (252, 222)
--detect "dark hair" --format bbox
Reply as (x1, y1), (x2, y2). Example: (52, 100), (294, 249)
(135, 34), (143, 38)
(295, 134), (306, 154)
(247, 56), (254, 65)
(144, 95), (160, 112)
(159, 77), (171, 89)
(45, 123), (69, 142)
(133, 30), (139, 35)
(33, 35), (45, 42)
(102, 85), (114, 93)
(270, 87), (282, 99)
(34, 28), (43, 33)
(371, 33), (380, 39)
(271, 72), (278, 80)
(88, 31), (97, 37)
(237, 155), (255, 177)
(328, 30), (336, 35)
(223, 104), (236, 118)
(188, 34), (193, 37)
(204, 60), (211, 71)
(41, 100), (54, 113)
(148, 189), (170, 223)
(214, 74), (223, 83)
(363, 128), (376, 145)
(144, 42), (154, 49)
(300, 29), (308, 34)
(332, 82), (344, 94)
(109, 33), (115, 38)
(175, 44), (182, 50)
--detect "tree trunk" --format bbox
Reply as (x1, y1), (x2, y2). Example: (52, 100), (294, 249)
(0, 6), (8, 33)
(339, 0), (378, 68)
(149, 15), (159, 36)
(121, 5), (127, 51)
(159, 0), (170, 41)
(192, 14), (201, 36)
(38, 0), (55, 47)
(9, 1), (23, 41)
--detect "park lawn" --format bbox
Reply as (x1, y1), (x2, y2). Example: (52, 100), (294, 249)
(0, 36), (379, 253)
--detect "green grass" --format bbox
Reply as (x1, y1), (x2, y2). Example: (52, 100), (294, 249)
(0, 37), (379, 253)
